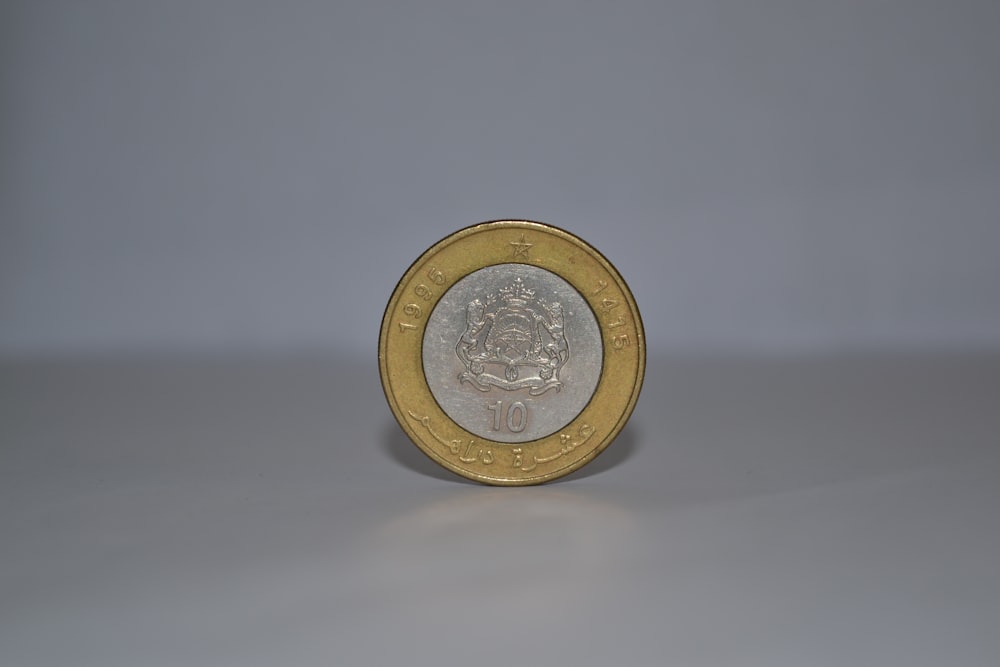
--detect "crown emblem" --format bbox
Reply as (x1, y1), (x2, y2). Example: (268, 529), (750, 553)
(455, 279), (569, 396)
(497, 278), (536, 306)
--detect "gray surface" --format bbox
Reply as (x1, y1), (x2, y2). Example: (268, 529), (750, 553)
(2, 354), (999, 666)
(3, 0), (1000, 357)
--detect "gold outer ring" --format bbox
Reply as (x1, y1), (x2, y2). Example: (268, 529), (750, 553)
(378, 220), (645, 485)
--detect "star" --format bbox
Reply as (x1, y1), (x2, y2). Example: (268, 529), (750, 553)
(509, 233), (533, 259)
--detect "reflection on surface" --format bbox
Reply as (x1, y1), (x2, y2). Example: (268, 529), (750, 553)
(349, 486), (636, 616)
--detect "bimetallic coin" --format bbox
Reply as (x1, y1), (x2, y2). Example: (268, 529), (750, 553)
(378, 220), (644, 485)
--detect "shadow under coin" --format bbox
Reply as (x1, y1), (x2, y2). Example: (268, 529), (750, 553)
(562, 424), (641, 481)
(380, 419), (477, 484)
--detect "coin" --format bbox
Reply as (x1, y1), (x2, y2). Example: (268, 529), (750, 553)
(378, 220), (644, 485)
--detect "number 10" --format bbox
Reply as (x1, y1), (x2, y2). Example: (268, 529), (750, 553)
(487, 400), (527, 433)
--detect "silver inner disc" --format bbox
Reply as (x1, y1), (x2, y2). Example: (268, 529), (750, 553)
(422, 263), (602, 443)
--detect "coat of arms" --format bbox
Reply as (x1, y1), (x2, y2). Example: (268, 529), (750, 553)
(456, 278), (569, 395)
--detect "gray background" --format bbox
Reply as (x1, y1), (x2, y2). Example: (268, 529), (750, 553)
(2, 2), (999, 666)
(2, 0), (999, 357)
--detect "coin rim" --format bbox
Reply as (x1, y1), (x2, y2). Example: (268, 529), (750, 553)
(378, 220), (645, 485)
